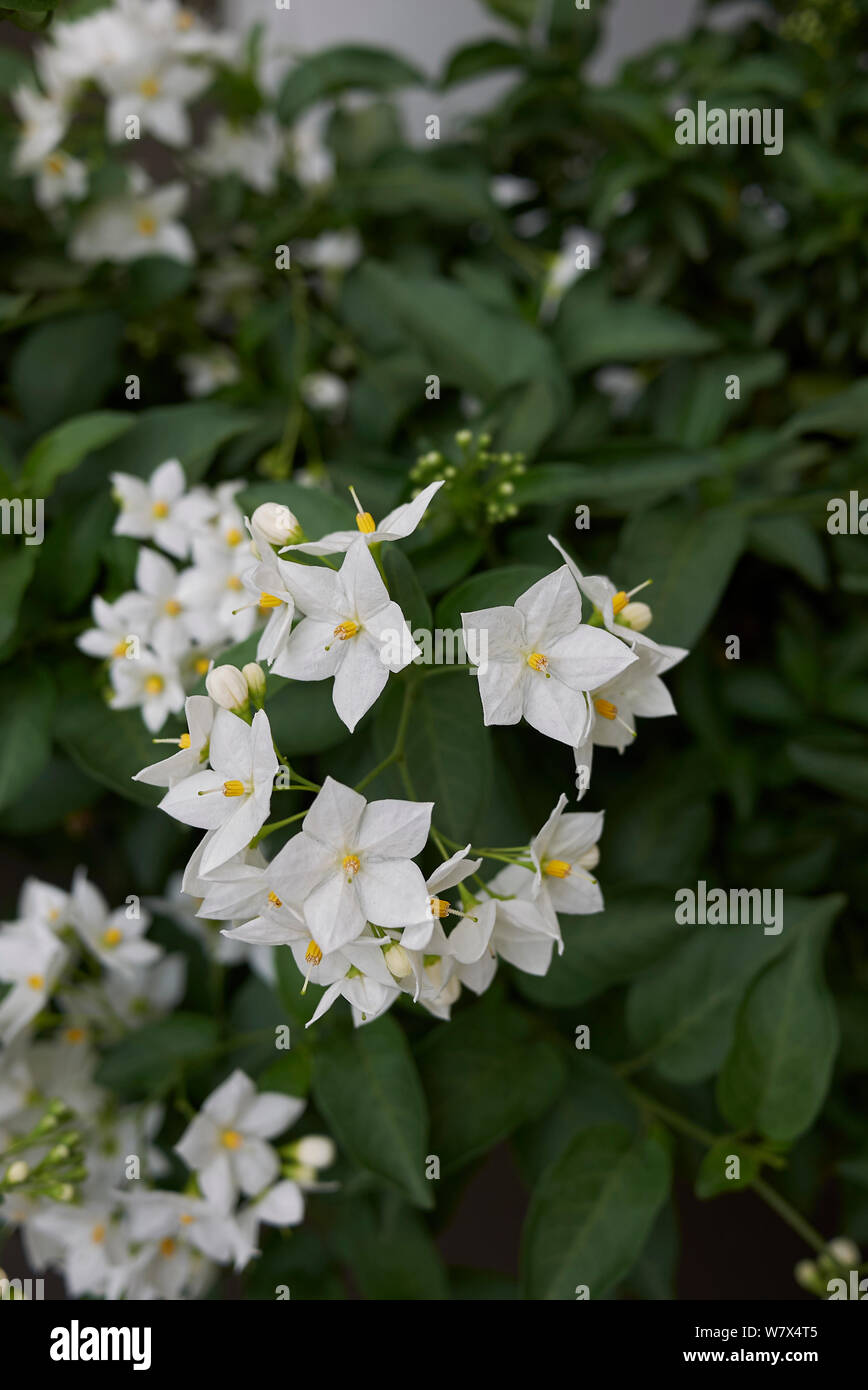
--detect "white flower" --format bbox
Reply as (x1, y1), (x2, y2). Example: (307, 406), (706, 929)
(134, 694), (215, 788)
(34, 149), (87, 209)
(29, 1201), (125, 1298)
(111, 458), (212, 559)
(273, 539), (419, 731)
(529, 794), (604, 915)
(76, 592), (150, 661)
(129, 548), (193, 656)
(297, 229), (362, 271)
(109, 644), (185, 733)
(251, 502), (301, 547)
(70, 870), (161, 977)
(159, 708), (277, 875)
(102, 47), (210, 147)
(548, 535), (659, 651)
(0, 924), (68, 1043)
(195, 115), (284, 192)
(288, 934), (401, 1027)
(284, 480), (443, 558)
(16, 878), (70, 933)
(11, 86), (70, 172)
(542, 225), (602, 312)
(291, 107), (334, 187)
(174, 1069), (305, 1211)
(275, 776), (432, 955)
(301, 371), (347, 414)
(462, 566), (636, 746)
(123, 1189), (249, 1267)
(179, 347), (241, 398)
(241, 523), (297, 665)
(490, 175), (538, 207)
(44, 10), (140, 95)
(234, 1180), (306, 1264)
(177, 536), (257, 646)
(401, 846), (485, 951)
(480, 867), (563, 975)
(70, 178), (195, 265)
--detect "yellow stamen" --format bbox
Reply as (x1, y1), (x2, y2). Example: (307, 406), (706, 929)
(27, 974), (45, 991)
(342, 853), (361, 880)
(137, 214), (158, 238)
(164, 598), (182, 616)
(44, 154), (65, 175)
(594, 698), (617, 721)
(543, 859), (571, 879)
(222, 780), (245, 797)
(268, 891), (283, 908)
(226, 575), (243, 592)
(151, 500), (169, 518)
(259, 592), (282, 609)
(194, 657), (210, 676)
(102, 927), (123, 948)
(113, 640), (130, 658)
(144, 675), (164, 695)
(160, 1237), (176, 1257)
(179, 732), (191, 750)
(333, 620), (360, 641)
(611, 591), (628, 615)
(92, 1224), (106, 1244)
(355, 512), (376, 534)
(176, 9), (194, 30)
(527, 652), (549, 675)
(221, 1129), (242, 1150)
(179, 1213), (194, 1225)
(138, 76), (161, 99)
(65, 1027), (86, 1044)
(305, 940), (323, 967)
(225, 528), (242, 547)
(429, 897), (451, 919)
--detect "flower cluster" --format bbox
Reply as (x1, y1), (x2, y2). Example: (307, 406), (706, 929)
(0, 873), (334, 1299)
(126, 470), (688, 1027)
(10, 0), (335, 263)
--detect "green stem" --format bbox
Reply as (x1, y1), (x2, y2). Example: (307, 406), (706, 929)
(250, 810), (307, 845)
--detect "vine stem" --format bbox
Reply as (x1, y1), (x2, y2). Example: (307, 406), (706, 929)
(250, 810), (307, 845)
(629, 1087), (829, 1256)
(354, 678), (417, 792)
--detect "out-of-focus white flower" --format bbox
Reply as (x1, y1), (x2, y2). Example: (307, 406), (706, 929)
(301, 371), (347, 414)
(101, 47), (210, 146)
(77, 593), (150, 662)
(111, 459), (213, 559)
(297, 229), (362, 271)
(33, 149), (87, 209)
(490, 175), (538, 207)
(0, 924), (68, 1043)
(178, 348), (241, 398)
(70, 177), (195, 265)
(70, 870), (161, 977)
(109, 644), (186, 733)
(195, 115), (284, 193)
(11, 86), (70, 172)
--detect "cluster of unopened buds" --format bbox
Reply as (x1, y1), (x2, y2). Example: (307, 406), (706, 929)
(794, 1238), (865, 1299)
(410, 431), (527, 528)
(113, 459), (689, 1025)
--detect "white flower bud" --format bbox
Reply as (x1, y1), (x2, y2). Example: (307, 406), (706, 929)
(619, 601), (653, 631)
(6, 1160), (29, 1184)
(384, 943), (412, 978)
(242, 662), (266, 705)
(292, 1136), (336, 1170)
(794, 1259), (818, 1291)
(826, 1236), (860, 1268)
(55, 1183), (75, 1202)
(252, 502), (301, 546)
(205, 664), (249, 712)
(437, 976), (461, 1006)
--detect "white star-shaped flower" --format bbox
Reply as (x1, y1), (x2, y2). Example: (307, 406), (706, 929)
(283, 480), (443, 558)
(462, 566), (636, 745)
(133, 694), (215, 788)
(111, 458), (212, 559)
(529, 793), (604, 915)
(70, 870), (162, 977)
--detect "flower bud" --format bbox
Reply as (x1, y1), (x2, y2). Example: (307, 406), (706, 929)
(252, 502), (302, 546)
(794, 1259), (819, 1292)
(384, 943), (412, 979)
(455, 429), (473, 447)
(242, 662), (266, 708)
(51, 1183), (75, 1202)
(826, 1236), (860, 1268)
(291, 1136), (336, 1170)
(6, 1160), (29, 1185)
(48, 1144), (70, 1164)
(206, 664), (249, 712)
(618, 601), (652, 632)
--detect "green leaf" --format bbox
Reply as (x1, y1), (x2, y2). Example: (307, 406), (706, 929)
(441, 39), (525, 87)
(405, 532), (484, 595)
(96, 1014), (219, 1097)
(513, 450), (718, 506)
(749, 516), (829, 590)
(0, 667), (54, 812)
(331, 1196), (449, 1300)
(89, 403), (256, 488)
(354, 262), (561, 401)
(787, 740), (868, 805)
(312, 1013), (431, 1207)
(610, 502), (747, 648)
(403, 673), (492, 843)
(434, 563), (549, 631)
(513, 1054), (639, 1184)
(277, 46), (424, 123)
(515, 889), (683, 1008)
(695, 1138), (761, 1199)
(521, 1124), (670, 1300)
(382, 545), (432, 633)
(653, 352), (786, 447)
(346, 158), (494, 223)
(626, 915), (790, 1084)
(20, 411), (133, 498)
(717, 895), (844, 1142)
(0, 546), (36, 649)
(555, 281), (719, 374)
(415, 990), (565, 1174)
(479, 0), (538, 26)
(783, 380), (868, 438)
(55, 690), (163, 808)
(10, 311), (123, 430)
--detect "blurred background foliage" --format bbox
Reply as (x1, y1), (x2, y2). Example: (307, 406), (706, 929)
(1, 0), (867, 1298)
